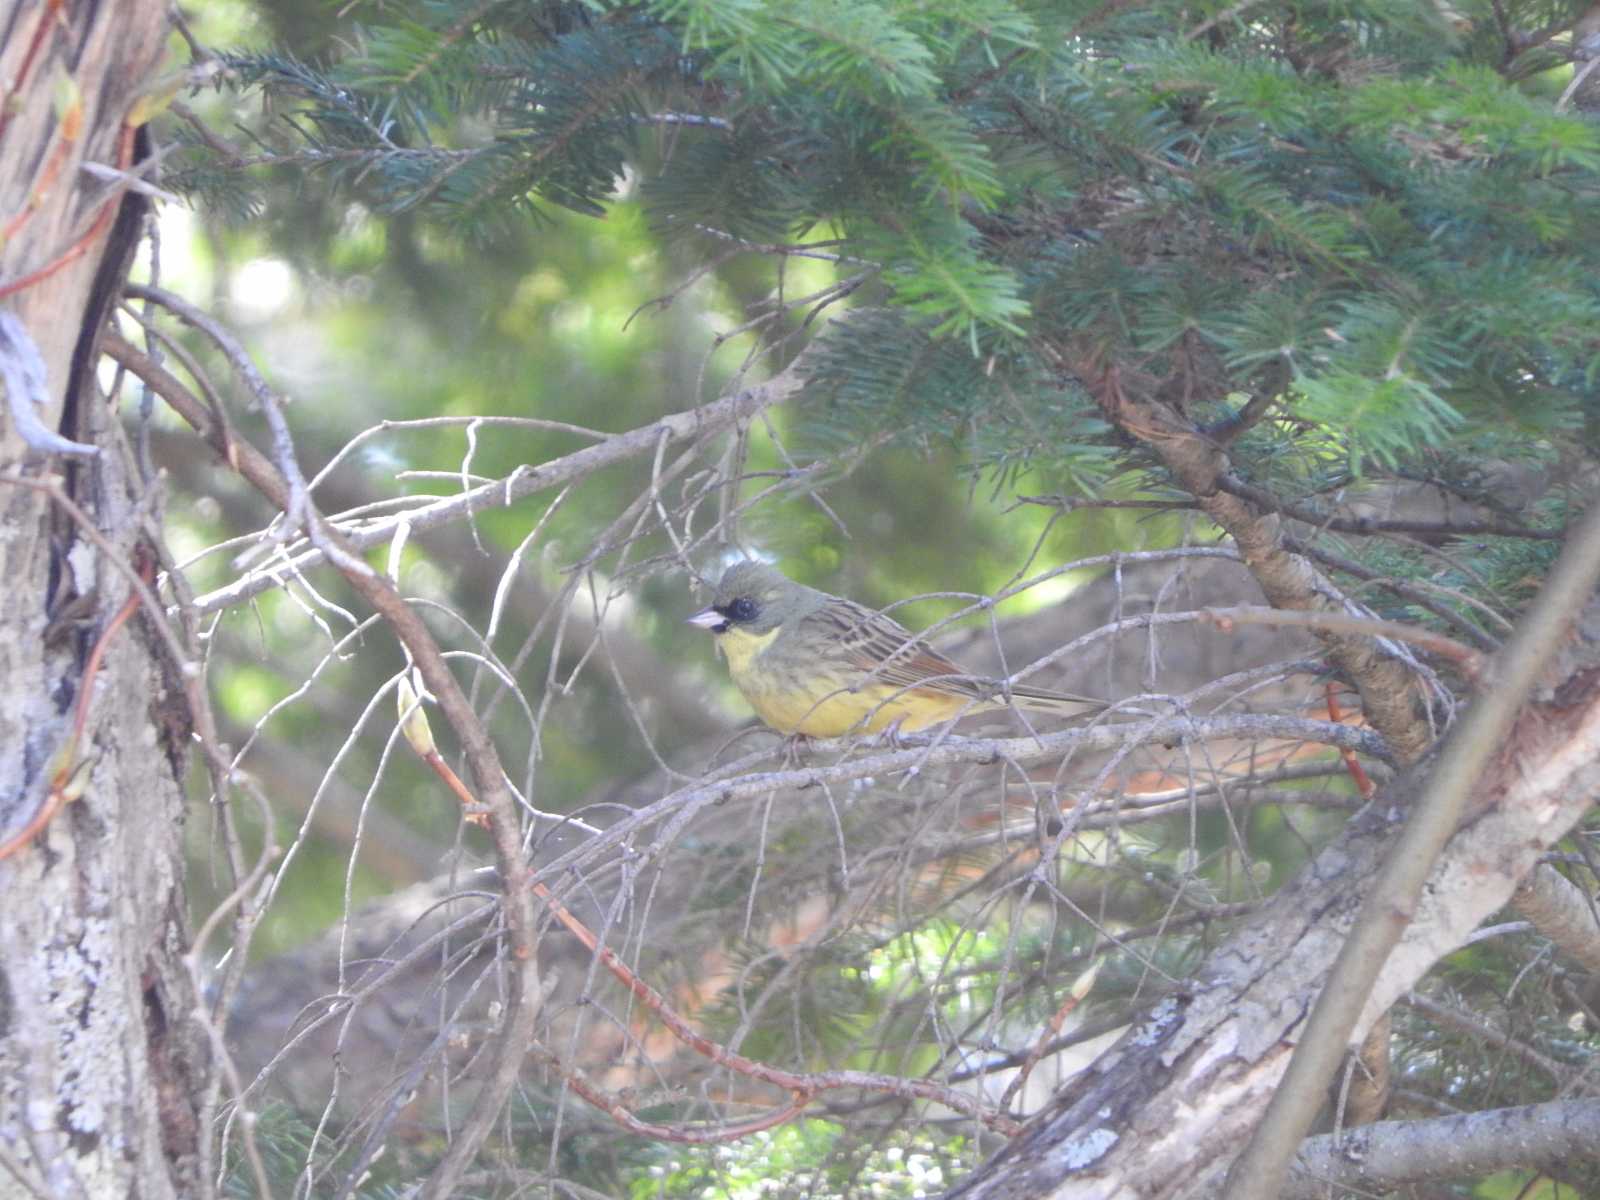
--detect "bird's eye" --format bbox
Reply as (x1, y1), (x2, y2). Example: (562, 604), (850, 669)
(727, 597), (759, 623)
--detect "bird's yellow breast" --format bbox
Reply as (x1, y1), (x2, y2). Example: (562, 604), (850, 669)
(714, 623), (782, 677)
(716, 626), (970, 737)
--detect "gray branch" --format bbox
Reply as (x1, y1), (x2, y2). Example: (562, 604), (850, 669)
(1285, 1099), (1600, 1198)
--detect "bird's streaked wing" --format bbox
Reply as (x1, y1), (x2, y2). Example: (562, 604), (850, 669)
(802, 596), (1105, 710)
(803, 597), (986, 697)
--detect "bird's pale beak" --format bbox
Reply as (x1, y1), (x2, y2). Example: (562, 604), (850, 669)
(686, 608), (726, 631)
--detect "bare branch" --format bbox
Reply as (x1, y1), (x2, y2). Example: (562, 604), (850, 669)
(1218, 472), (1562, 542)
(1079, 364), (1439, 763)
(1401, 992), (1575, 1086)
(104, 321), (543, 1198)
(1285, 1099), (1600, 1199)
(1201, 605), (1487, 678)
(1511, 865), (1600, 974)
(102, 332), (805, 613)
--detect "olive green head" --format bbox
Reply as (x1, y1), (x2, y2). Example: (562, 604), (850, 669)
(686, 561), (812, 638)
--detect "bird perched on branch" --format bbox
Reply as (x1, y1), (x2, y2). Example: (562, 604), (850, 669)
(688, 561), (1106, 738)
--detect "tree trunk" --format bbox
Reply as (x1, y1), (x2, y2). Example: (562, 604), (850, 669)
(945, 664), (1600, 1198)
(0, 4), (206, 1197)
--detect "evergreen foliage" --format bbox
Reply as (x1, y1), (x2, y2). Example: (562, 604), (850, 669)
(182, 0), (1600, 490)
(176, 0), (1600, 1194)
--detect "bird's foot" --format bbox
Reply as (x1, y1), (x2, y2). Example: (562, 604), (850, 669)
(780, 732), (813, 766)
(874, 717), (912, 749)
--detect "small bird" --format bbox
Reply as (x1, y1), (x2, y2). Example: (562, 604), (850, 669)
(687, 561), (1106, 738)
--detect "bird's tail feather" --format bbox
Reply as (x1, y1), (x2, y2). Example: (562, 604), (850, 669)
(1004, 682), (1107, 715)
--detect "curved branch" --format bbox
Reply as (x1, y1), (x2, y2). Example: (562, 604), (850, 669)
(1509, 865), (1600, 974)
(100, 331), (802, 614)
(1285, 1099), (1600, 1199)
(1217, 472), (1562, 541)
(533, 711), (1391, 890)
(104, 325), (543, 1200)
(1201, 606), (1486, 678)
(1080, 370), (1437, 764)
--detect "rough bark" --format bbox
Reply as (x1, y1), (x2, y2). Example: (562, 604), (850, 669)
(938, 374), (1600, 1198)
(0, 4), (204, 1198)
(944, 676), (1600, 1198)
(1090, 385), (1434, 765)
(1284, 1098), (1600, 1198)
(1511, 863), (1600, 973)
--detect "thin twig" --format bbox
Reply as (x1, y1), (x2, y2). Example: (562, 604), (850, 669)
(1556, 56), (1600, 110)
(0, 122), (138, 301)
(105, 326), (540, 1200)
(1219, 473), (1562, 541)
(102, 331), (802, 613)
(1201, 605), (1487, 679)
(1282, 534), (1503, 652)
(120, 284), (372, 576)
(1184, 0), (1269, 40)
(997, 964), (1100, 1114)
(1402, 992), (1574, 1084)
(1325, 683), (1376, 799)
(528, 875), (1021, 1134)
(0, 544), (147, 860)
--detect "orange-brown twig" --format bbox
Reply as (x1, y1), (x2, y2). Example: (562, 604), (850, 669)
(0, 120), (136, 302)
(552, 1061), (812, 1145)
(397, 674), (490, 828)
(529, 873), (1021, 1135)
(0, 0), (66, 143)
(1, 77), (81, 244)
(397, 688), (1021, 1137)
(1201, 606), (1487, 681)
(0, 754), (81, 862)
(420, 750), (491, 828)
(1325, 683), (1376, 799)
(996, 962), (1100, 1115)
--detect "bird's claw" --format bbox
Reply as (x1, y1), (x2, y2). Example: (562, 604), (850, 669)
(781, 732), (812, 765)
(875, 717), (911, 749)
